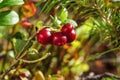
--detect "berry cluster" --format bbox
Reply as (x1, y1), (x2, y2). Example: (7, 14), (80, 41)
(36, 23), (76, 46)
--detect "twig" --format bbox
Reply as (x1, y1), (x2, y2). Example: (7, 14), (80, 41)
(87, 46), (120, 61)
(81, 72), (120, 80)
(0, 32), (37, 80)
(0, 60), (18, 80)
(16, 32), (37, 59)
(19, 52), (50, 64)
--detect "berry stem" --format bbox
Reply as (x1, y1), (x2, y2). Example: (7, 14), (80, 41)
(16, 32), (37, 59)
(0, 31), (37, 79)
(19, 52), (50, 63)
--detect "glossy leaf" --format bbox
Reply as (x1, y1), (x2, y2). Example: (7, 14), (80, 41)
(0, 10), (19, 26)
(0, 0), (3, 3)
(0, 0), (24, 8)
(59, 8), (68, 22)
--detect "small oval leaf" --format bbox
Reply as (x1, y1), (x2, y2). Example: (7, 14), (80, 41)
(59, 8), (68, 22)
(0, 10), (19, 26)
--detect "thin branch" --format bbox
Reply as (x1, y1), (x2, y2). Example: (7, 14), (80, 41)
(19, 48), (39, 59)
(19, 52), (50, 64)
(15, 32), (37, 59)
(0, 60), (18, 80)
(87, 46), (120, 61)
(81, 72), (120, 80)
(0, 32), (37, 79)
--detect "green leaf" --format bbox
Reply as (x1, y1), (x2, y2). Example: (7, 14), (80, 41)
(0, 0), (24, 8)
(0, 10), (19, 26)
(64, 19), (78, 27)
(8, 50), (15, 58)
(59, 8), (68, 22)
(12, 39), (33, 54)
(52, 16), (61, 27)
(33, 71), (45, 80)
(0, 0), (3, 3)
(12, 39), (26, 54)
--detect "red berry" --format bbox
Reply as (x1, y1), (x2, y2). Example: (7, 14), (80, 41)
(64, 30), (76, 43)
(37, 28), (52, 44)
(19, 73), (29, 78)
(61, 23), (74, 34)
(52, 32), (67, 46)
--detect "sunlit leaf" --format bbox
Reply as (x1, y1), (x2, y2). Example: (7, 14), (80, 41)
(8, 50), (15, 58)
(33, 71), (45, 80)
(0, 0), (3, 3)
(0, 10), (19, 26)
(19, 68), (31, 75)
(59, 8), (68, 22)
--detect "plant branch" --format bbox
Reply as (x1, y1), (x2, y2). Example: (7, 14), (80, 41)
(19, 52), (50, 64)
(0, 32), (37, 79)
(15, 32), (37, 59)
(81, 72), (120, 80)
(19, 48), (39, 59)
(87, 46), (120, 61)
(0, 60), (18, 80)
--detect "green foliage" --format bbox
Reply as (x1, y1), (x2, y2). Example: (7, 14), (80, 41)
(0, 26), (7, 38)
(0, 0), (3, 3)
(0, 0), (24, 8)
(12, 39), (33, 54)
(51, 16), (61, 27)
(0, 0), (24, 26)
(102, 77), (117, 80)
(59, 8), (68, 22)
(0, 10), (19, 26)
(12, 39), (27, 54)
(0, 0), (120, 80)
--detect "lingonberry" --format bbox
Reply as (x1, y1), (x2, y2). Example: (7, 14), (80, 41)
(61, 23), (74, 34)
(64, 29), (76, 43)
(52, 32), (67, 46)
(19, 73), (29, 78)
(37, 28), (52, 44)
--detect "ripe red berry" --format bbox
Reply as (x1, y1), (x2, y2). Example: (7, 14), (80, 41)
(37, 28), (52, 44)
(61, 23), (74, 34)
(64, 30), (76, 43)
(52, 32), (67, 46)
(19, 73), (29, 78)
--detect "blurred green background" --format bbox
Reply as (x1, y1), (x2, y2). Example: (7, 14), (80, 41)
(0, 0), (120, 80)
